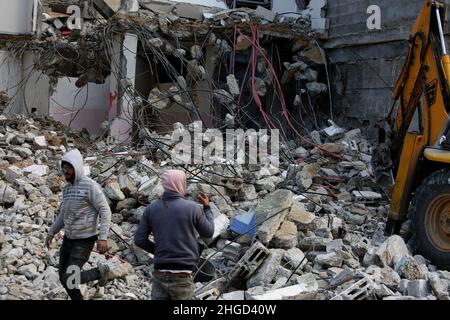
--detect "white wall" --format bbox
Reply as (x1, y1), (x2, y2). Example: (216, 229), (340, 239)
(170, 0), (227, 9)
(0, 0), (34, 35)
(0, 50), (23, 113)
(50, 77), (111, 135)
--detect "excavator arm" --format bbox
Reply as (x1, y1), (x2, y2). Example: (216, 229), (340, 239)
(386, 0), (450, 233)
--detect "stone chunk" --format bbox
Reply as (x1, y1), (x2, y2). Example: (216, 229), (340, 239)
(272, 221), (298, 249)
(105, 182), (126, 201)
(256, 189), (293, 244)
(375, 235), (409, 268)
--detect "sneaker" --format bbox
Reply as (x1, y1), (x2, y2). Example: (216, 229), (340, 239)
(97, 264), (110, 287)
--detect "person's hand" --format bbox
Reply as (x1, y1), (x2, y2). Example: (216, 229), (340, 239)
(45, 234), (54, 248)
(97, 240), (109, 254)
(197, 192), (210, 207)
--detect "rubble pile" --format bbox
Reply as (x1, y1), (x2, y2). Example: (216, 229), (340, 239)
(0, 110), (449, 300)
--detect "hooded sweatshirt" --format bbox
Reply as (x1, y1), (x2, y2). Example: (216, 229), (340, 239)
(49, 149), (111, 240)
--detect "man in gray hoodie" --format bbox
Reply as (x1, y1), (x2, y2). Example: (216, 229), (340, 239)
(45, 149), (112, 300)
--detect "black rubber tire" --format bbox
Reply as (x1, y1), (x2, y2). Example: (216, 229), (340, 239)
(409, 168), (450, 270)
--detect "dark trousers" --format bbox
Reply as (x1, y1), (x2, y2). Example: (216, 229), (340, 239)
(151, 272), (195, 300)
(59, 235), (100, 300)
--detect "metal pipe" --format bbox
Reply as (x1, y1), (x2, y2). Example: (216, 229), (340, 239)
(436, 7), (447, 55)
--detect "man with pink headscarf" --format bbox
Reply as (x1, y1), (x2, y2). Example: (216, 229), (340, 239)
(134, 169), (214, 300)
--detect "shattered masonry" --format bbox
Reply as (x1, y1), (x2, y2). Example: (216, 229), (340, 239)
(0, 0), (449, 301)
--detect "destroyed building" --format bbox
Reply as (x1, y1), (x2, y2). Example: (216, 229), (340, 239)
(0, 0), (449, 301)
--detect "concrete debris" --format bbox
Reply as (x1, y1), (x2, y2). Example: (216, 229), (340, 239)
(331, 276), (377, 300)
(375, 235), (409, 268)
(247, 249), (284, 289)
(394, 255), (425, 280)
(228, 241), (270, 287)
(226, 74), (240, 98)
(1, 88), (449, 301)
(248, 281), (318, 300)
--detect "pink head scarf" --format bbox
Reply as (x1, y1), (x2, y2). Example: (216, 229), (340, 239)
(161, 169), (187, 195)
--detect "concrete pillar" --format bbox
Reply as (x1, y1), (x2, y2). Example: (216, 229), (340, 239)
(22, 51), (50, 115)
(0, 50), (22, 114)
(108, 0), (139, 143)
(108, 33), (138, 143)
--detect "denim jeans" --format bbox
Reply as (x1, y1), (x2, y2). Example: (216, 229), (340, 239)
(151, 272), (195, 300)
(59, 236), (100, 300)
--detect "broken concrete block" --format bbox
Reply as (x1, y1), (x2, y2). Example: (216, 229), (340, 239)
(331, 276), (376, 300)
(256, 189), (293, 244)
(375, 235), (409, 268)
(105, 181), (126, 201)
(5, 166), (22, 183)
(0, 185), (17, 204)
(394, 255), (425, 280)
(406, 280), (430, 298)
(300, 43), (325, 65)
(328, 267), (354, 288)
(148, 37), (164, 48)
(295, 163), (320, 191)
(11, 147), (33, 158)
(255, 175), (283, 192)
(298, 237), (331, 251)
(228, 241), (269, 285)
(428, 272), (450, 300)
(148, 88), (169, 110)
(33, 136), (47, 148)
(287, 204), (316, 231)
(147, 182), (164, 202)
(352, 191), (382, 202)
(239, 184), (257, 201)
(380, 267), (401, 290)
(173, 2), (203, 20)
(23, 165), (49, 177)
(247, 249), (284, 288)
(217, 240), (241, 262)
(283, 247), (307, 270)
(220, 290), (245, 300)
(315, 252), (343, 269)
(116, 198), (137, 211)
(248, 282), (318, 300)
(326, 239), (344, 253)
(226, 74), (240, 97)
(254, 5), (276, 22)
(306, 81), (327, 96)
(272, 221), (298, 249)
(105, 260), (133, 279)
(17, 264), (39, 280)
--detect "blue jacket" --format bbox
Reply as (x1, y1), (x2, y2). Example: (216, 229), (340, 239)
(134, 191), (214, 270)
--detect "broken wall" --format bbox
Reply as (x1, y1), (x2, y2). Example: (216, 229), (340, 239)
(324, 0), (450, 139)
(50, 76), (110, 135)
(0, 50), (22, 113)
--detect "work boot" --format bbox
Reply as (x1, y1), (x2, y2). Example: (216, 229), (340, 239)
(97, 264), (110, 287)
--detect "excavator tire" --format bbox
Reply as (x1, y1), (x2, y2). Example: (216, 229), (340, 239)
(409, 168), (450, 270)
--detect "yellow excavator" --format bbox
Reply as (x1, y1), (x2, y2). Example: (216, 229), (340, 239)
(382, 0), (450, 269)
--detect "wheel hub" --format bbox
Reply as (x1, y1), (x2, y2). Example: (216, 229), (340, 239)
(426, 195), (450, 252)
(440, 211), (450, 235)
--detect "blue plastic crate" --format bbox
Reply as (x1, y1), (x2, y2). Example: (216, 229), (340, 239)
(230, 210), (256, 238)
